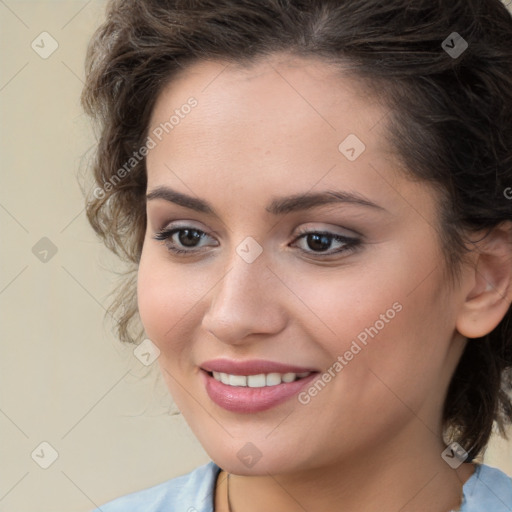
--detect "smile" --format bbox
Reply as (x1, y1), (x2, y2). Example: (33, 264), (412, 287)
(201, 369), (319, 413)
(209, 371), (312, 387)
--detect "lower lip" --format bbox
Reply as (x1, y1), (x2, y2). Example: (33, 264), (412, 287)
(201, 369), (319, 413)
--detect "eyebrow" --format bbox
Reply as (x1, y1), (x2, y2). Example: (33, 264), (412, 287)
(146, 186), (386, 215)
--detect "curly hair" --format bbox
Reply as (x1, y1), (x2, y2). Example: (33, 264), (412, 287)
(81, 0), (512, 461)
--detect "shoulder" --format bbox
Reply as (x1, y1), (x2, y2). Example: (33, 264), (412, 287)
(89, 460), (221, 512)
(461, 463), (512, 512)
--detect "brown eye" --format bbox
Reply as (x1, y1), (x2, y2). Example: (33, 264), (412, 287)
(292, 230), (361, 257)
(177, 229), (203, 247)
(305, 233), (333, 252)
(153, 226), (218, 255)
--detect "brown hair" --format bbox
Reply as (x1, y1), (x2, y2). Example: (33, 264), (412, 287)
(81, 0), (512, 460)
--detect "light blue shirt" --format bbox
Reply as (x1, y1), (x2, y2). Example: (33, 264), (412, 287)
(90, 461), (512, 511)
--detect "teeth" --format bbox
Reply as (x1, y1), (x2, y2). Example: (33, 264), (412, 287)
(266, 373), (281, 386)
(211, 371), (312, 387)
(248, 374), (266, 388)
(229, 374), (247, 386)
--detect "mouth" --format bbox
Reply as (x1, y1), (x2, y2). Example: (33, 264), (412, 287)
(200, 368), (321, 413)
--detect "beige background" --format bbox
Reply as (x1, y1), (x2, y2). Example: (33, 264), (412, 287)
(0, 1), (511, 511)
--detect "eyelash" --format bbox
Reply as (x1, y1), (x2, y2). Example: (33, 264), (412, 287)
(153, 226), (361, 258)
(153, 227), (214, 255)
(294, 228), (361, 256)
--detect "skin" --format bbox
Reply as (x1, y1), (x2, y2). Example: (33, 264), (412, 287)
(137, 53), (512, 511)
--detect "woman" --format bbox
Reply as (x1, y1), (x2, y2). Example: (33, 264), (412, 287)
(82, 0), (512, 510)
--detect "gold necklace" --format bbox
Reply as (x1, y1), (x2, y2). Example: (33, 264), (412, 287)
(226, 473), (233, 512)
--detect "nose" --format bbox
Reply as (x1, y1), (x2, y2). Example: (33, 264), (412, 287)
(201, 254), (288, 344)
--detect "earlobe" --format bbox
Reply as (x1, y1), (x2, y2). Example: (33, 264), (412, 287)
(455, 221), (512, 340)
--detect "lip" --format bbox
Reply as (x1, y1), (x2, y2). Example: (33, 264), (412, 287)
(200, 368), (320, 413)
(200, 358), (319, 375)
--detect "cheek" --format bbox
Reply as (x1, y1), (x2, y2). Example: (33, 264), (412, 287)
(288, 272), (450, 452)
(136, 247), (201, 358)
(288, 254), (451, 402)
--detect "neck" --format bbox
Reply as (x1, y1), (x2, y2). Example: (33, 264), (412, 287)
(219, 433), (474, 512)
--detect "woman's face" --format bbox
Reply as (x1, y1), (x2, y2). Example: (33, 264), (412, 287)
(138, 54), (469, 475)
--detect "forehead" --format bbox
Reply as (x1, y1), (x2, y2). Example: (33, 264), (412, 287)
(147, 53), (389, 154)
(148, 54), (395, 160)
(144, 53), (432, 221)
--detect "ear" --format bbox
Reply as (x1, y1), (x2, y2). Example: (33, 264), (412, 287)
(456, 221), (512, 339)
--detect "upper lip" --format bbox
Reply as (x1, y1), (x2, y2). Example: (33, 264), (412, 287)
(200, 358), (319, 375)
